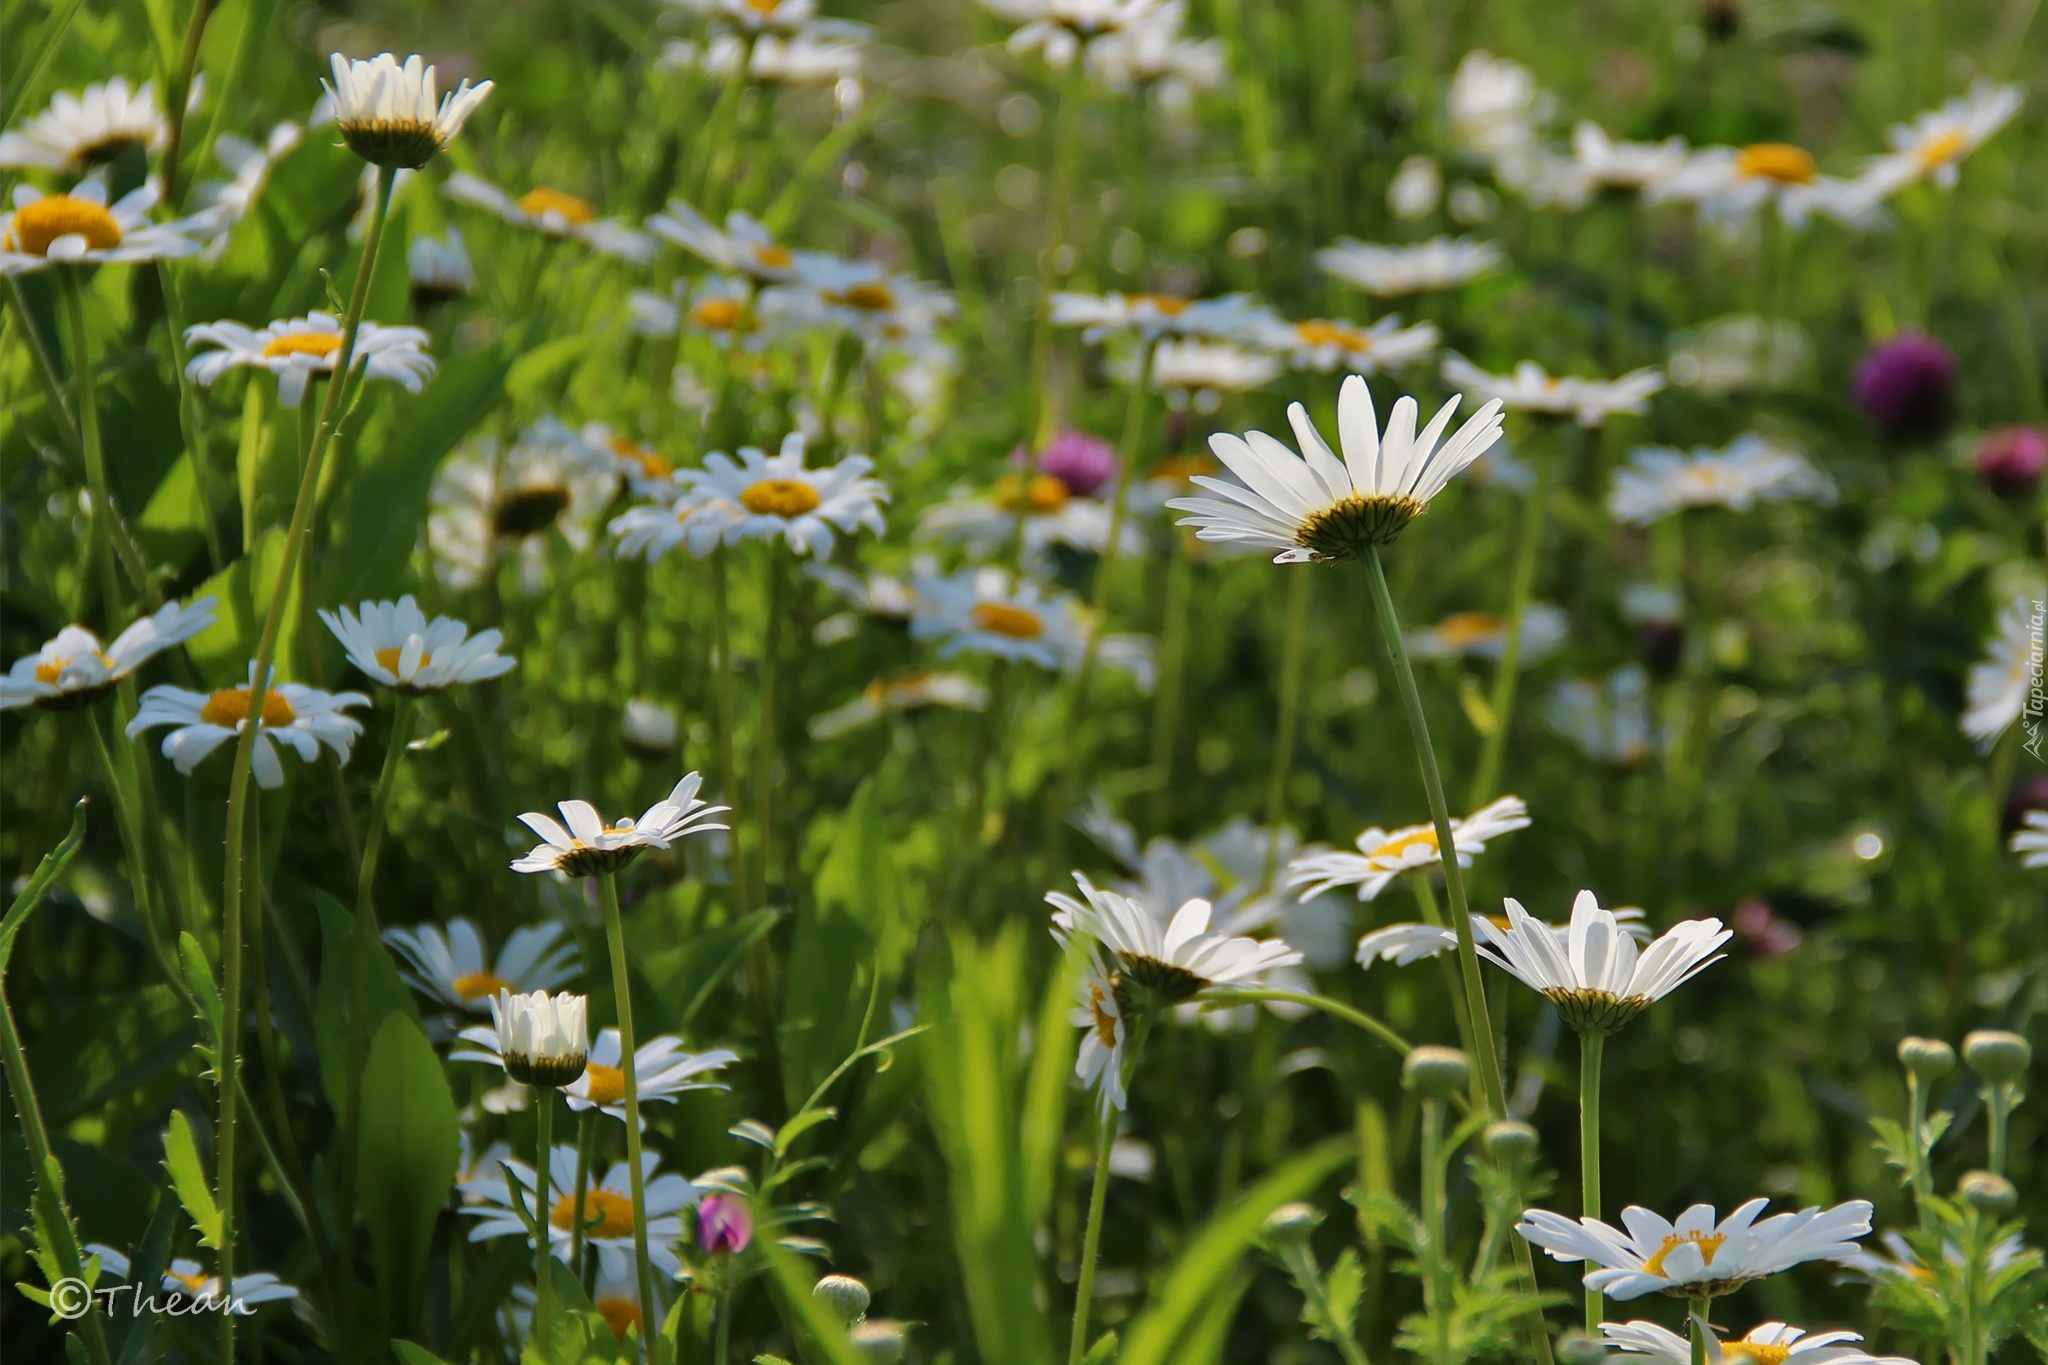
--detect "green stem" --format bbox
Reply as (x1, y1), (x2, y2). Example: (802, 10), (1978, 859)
(58, 267), (126, 629)
(598, 872), (659, 1365)
(571, 1108), (597, 1284)
(1419, 1097), (1452, 1361)
(756, 553), (784, 903)
(712, 1283), (734, 1365)
(1579, 1029), (1604, 1333)
(1198, 989), (1413, 1058)
(534, 1086), (554, 1348)
(1147, 531), (1195, 831)
(214, 161), (396, 1365)
(1468, 436), (1552, 809)
(1689, 1299), (1711, 1365)
(710, 550), (749, 915)
(155, 0), (215, 210)
(1906, 1073), (1935, 1229)
(1029, 58), (1085, 446)
(1068, 1011), (1153, 1365)
(4, 275), (82, 452)
(1987, 1082), (2013, 1176)
(1260, 570), (1312, 887)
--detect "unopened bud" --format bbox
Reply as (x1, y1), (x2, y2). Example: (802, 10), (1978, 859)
(849, 1319), (907, 1364)
(1263, 1201), (1320, 1246)
(813, 1274), (870, 1326)
(1555, 1330), (1608, 1365)
(1403, 1045), (1470, 1100)
(1896, 1036), (1956, 1080)
(1484, 1120), (1540, 1163)
(1962, 1030), (2031, 1083)
(1957, 1170), (2017, 1215)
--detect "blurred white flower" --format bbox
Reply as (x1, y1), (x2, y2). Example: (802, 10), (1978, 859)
(445, 172), (656, 261)
(1, 598), (218, 711)
(1666, 315), (1810, 393)
(385, 918), (579, 1014)
(1441, 354), (1664, 426)
(1545, 666), (1660, 766)
(1568, 122), (1690, 195)
(621, 698), (680, 755)
(0, 78), (167, 173)
(1517, 1197), (1874, 1301)
(1248, 315), (1439, 376)
(2, 181), (213, 275)
(409, 228), (474, 305)
(809, 672), (990, 738)
(1316, 235), (1503, 297)
(1607, 434), (1836, 526)
(2013, 811), (2048, 869)
(1407, 604), (1567, 661)
(1962, 594), (2043, 750)
(1387, 155), (1443, 219)
(1858, 80), (2023, 200)
(428, 419), (616, 592)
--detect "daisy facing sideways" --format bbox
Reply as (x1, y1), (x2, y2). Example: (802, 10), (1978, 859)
(1285, 795), (1531, 902)
(1406, 604), (1567, 662)
(1048, 872), (1302, 1006)
(0, 78), (167, 173)
(0, 597), (217, 712)
(426, 419), (617, 592)
(1478, 889), (1729, 1034)
(184, 312), (434, 407)
(1357, 906), (1650, 970)
(1516, 1197), (1875, 1301)
(127, 666), (369, 788)
(1248, 314), (1440, 376)
(549, 1029), (739, 1124)
(2, 180), (214, 275)
(612, 435), (888, 561)
(1166, 374), (1505, 563)
(86, 1245), (299, 1314)
(460, 1146), (698, 1282)
(1859, 80), (2023, 200)
(1599, 1319), (1915, 1364)
(511, 773), (730, 878)
(1440, 354), (1665, 427)
(1315, 235), (1503, 297)
(444, 172), (656, 262)
(322, 51), (493, 170)
(319, 596), (515, 694)
(383, 917), (579, 1014)
(1072, 963), (1129, 1115)
(907, 566), (1112, 676)
(1961, 594), (2043, 750)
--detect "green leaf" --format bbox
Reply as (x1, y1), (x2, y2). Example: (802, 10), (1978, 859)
(759, 1241), (868, 1365)
(0, 0), (86, 130)
(110, 1190), (180, 1365)
(1021, 939), (1082, 1227)
(814, 779), (921, 974)
(162, 1110), (222, 1250)
(1117, 1136), (1354, 1365)
(180, 931), (222, 1052)
(393, 1343), (456, 1365)
(775, 1106), (838, 1155)
(1320, 1249), (1363, 1341)
(1082, 1331), (1120, 1365)
(358, 1014), (460, 1338)
(313, 889), (421, 1112)
(0, 800), (88, 972)
(639, 908), (779, 1036)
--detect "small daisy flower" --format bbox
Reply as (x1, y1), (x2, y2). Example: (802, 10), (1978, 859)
(1667, 316), (1812, 394)
(1962, 594), (2044, 750)
(981, 0), (1162, 69)
(1860, 80), (2023, 199)
(647, 201), (822, 283)
(320, 596), (513, 694)
(773, 260), (956, 343)
(1407, 604), (1567, 661)
(443, 172), (656, 262)
(427, 420), (617, 592)
(907, 565), (1088, 670)
(1048, 872), (1302, 1006)
(1082, 2), (1226, 100)
(612, 434), (888, 561)
(1447, 50), (1546, 163)
(1545, 666), (1660, 765)
(1165, 373), (1506, 562)
(628, 274), (776, 344)
(621, 698), (680, 756)
(916, 478), (1141, 564)
(409, 227), (474, 306)
(1048, 289), (1269, 343)
(1357, 908), (1651, 970)
(462, 989), (590, 1087)
(1649, 142), (1877, 230)
(546, 1028), (736, 1124)
(461, 1146), (697, 1283)
(126, 666), (369, 788)
(184, 312), (435, 407)
(1600, 1319), (1915, 1364)
(577, 422), (679, 502)
(810, 562), (921, 624)
(0, 78), (167, 173)
(1140, 338), (1281, 410)
(1315, 235), (1503, 297)
(86, 1245), (298, 1313)
(667, 0), (819, 30)
(1607, 434), (1836, 526)
(1835, 1227), (2029, 1285)
(323, 51), (493, 168)
(1441, 354), (1664, 427)
(809, 671), (991, 739)
(1251, 315), (1439, 376)
(1, 180), (213, 275)
(384, 918), (579, 1014)
(1516, 1197), (1875, 1301)
(0, 597), (217, 712)
(1285, 795), (1532, 901)
(1072, 964), (1129, 1115)
(1478, 889), (1730, 1033)
(511, 773), (730, 877)
(2012, 811), (2048, 869)
(1568, 122), (1691, 195)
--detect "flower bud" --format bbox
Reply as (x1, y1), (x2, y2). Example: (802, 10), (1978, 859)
(1975, 426), (2047, 500)
(813, 1274), (870, 1326)
(1262, 1202), (1320, 1246)
(1402, 1045), (1471, 1100)
(1962, 1030), (2032, 1083)
(1555, 1330), (1609, 1365)
(493, 989), (588, 1087)
(1483, 1120), (1541, 1163)
(849, 1320), (907, 1364)
(696, 1193), (753, 1255)
(1853, 332), (1957, 443)
(1957, 1170), (2018, 1215)
(1896, 1036), (1956, 1080)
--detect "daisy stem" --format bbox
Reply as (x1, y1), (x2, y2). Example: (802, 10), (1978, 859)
(1147, 529), (1196, 831)
(712, 1283), (734, 1365)
(1987, 1080), (2014, 1177)
(756, 552), (785, 904)
(57, 266), (131, 630)
(1409, 877), (1482, 1089)
(1029, 57), (1086, 448)
(1197, 989), (1412, 1060)
(215, 161), (396, 1365)
(4, 275), (82, 453)
(534, 1085), (554, 1348)
(571, 1108), (597, 1284)
(1689, 1298), (1710, 1365)
(1906, 1072), (1935, 1228)
(1068, 1010), (1153, 1365)
(711, 549), (749, 914)
(597, 870), (659, 1365)
(1419, 1096), (1453, 1360)
(1578, 1028), (1604, 1333)
(1260, 569), (1313, 888)
(1468, 430), (1554, 810)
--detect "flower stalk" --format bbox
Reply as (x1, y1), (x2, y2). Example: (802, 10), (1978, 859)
(1468, 428), (1555, 808)
(1068, 1010), (1154, 1365)
(1579, 1028), (1604, 1332)
(597, 871), (659, 1365)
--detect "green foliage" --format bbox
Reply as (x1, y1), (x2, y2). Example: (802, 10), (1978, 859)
(159, 1110), (221, 1249)
(357, 1013), (461, 1338)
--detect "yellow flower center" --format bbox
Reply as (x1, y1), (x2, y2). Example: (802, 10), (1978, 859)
(740, 478), (822, 517)
(1088, 983), (1119, 1047)
(994, 473), (1072, 513)
(5, 195), (123, 257)
(1735, 143), (1816, 185)
(971, 602), (1045, 639)
(596, 1294), (643, 1340)
(1296, 320), (1369, 350)
(31, 650), (110, 685)
(1133, 292), (1190, 316)
(1432, 611), (1503, 648)
(745, 0), (782, 12)
(172, 1271), (209, 1294)
(608, 436), (674, 480)
(690, 297), (749, 331)
(1369, 826), (1439, 861)
(551, 1188), (636, 1238)
(1639, 1229), (1728, 1278)
(200, 686), (296, 728)
(373, 646), (434, 674)
(261, 332), (345, 360)
(826, 282), (896, 312)
(517, 187), (596, 224)
(1721, 1346), (1791, 1365)
(582, 1063), (627, 1107)
(754, 243), (793, 270)
(1916, 128), (1969, 169)
(451, 970), (508, 1001)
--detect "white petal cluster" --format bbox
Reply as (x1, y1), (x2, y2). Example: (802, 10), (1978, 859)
(1315, 236), (1503, 297)
(185, 312), (435, 407)
(1478, 890), (1729, 1033)
(1, 597), (217, 711)
(323, 52), (493, 168)
(1607, 434), (1836, 526)
(319, 596), (516, 694)
(1286, 795), (1531, 902)
(1048, 872), (1301, 1002)
(611, 434), (888, 561)
(2, 182), (216, 275)
(0, 78), (168, 174)
(485, 989), (589, 1086)
(126, 666), (370, 788)
(512, 774), (730, 877)
(1441, 354), (1664, 427)
(1961, 594), (2044, 750)
(1516, 1197), (1875, 1300)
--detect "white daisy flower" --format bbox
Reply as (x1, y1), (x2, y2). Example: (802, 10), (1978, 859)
(1860, 80), (2023, 199)
(577, 422), (679, 502)
(0, 78), (168, 172)
(426, 419), (617, 592)
(1165, 373), (1505, 562)
(1568, 122), (1691, 195)
(1545, 666), (1660, 765)
(1316, 235), (1503, 297)
(1440, 354), (1664, 427)
(808, 671), (990, 739)
(409, 227), (474, 305)
(511, 773), (730, 877)
(323, 51), (493, 168)
(808, 561), (921, 626)
(769, 260), (956, 344)
(1082, 1), (1225, 99)
(621, 698), (680, 756)
(646, 201), (824, 283)
(1072, 963), (1129, 1115)
(1048, 289), (1270, 343)
(917, 480), (1142, 564)
(126, 666), (369, 788)
(1607, 434), (1836, 526)
(1962, 594), (2044, 750)
(319, 596), (514, 694)
(2013, 810), (2048, 868)
(907, 565), (1087, 671)
(1648, 142), (1878, 231)
(612, 434), (888, 561)
(1357, 907), (1651, 970)
(981, 0), (1162, 69)
(384, 918), (579, 1014)
(1285, 795), (1531, 902)
(443, 172), (656, 262)
(184, 312), (435, 407)
(462, 988), (590, 1086)
(1249, 315), (1439, 376)
(0, 597), (217, 712)
(1835, 1228), (2029, 1284)
(460, 1146), (698, 1283)
(1407, 605), (1567, 661)
(1446, 50), (1547, 163)
(1047, 872), (1303, 1004)
(1477, 889), (1729, 1033)
(190, 122), (304, 259)
(627, 274), (779, 344)
(1, 180), (212, 275)
(1601, 1319), (1914, 1364)
(1516, 1197), (1875, 1301)
(1140, 338), (1281, 408)
(1667, 316), (1812, 394)
(1385, 154), (1443, 219)
(665, 0), (819, 30)
(86, 1245), (298, 1313)
(542, 1028), (737, 1124)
